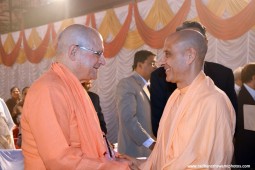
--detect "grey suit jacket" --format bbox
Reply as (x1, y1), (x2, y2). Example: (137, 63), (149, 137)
(116, 72), (155, 157)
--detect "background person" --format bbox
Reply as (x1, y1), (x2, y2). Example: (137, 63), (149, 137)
(233, 67), (243, 95)
(235, 63), (255, 168)
(12, 86), (29, 148)
(5, 86), (21, 118)
(116, 50), (156, 157)
(82, 81), (107, 134)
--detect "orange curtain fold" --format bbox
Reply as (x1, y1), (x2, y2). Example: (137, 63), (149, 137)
(52, 23), (58, 50)
(52, 23), (57, 40)
(44, 24), (57, 59)
(103, 4), (133, 58)
(1, 0), (255, 66)
(133, 0), (191, 49)
(91, 14), (96, 29)
(85, 14), (96, 29)
(196, 0), (255, 40)
(22, 24), (52, 63)
(86, 14), (97, 29)
(85, 15), (90, 26)
(0, 32), (22, 66)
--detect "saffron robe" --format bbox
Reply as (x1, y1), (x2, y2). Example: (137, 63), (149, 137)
(21, 63), (129, 170)
(141, 72), (235, 170)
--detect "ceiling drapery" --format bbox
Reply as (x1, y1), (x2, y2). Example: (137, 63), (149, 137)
(196, 0), (255, 39)
(0, 0), (255, 66)
(1, 0), (255, 142)
(133, 0), (191, 48)
(0, 32), (22, 66)
(22, 24), (52, 64)
(103, 4), (133, 58)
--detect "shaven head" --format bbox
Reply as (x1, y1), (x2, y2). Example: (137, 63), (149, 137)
(163, 30), (208, 88)
(55, 24), (105, 82)
(56, 24), (102, 59)
(176, 21), (206, 37)
(167, 29), (207, 67)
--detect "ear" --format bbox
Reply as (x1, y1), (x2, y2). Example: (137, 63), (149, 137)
(137, 62), (143, 69)
(252, 75), (255, 81)
(185, 48), (196, 65)
(68, 45), (77, 61)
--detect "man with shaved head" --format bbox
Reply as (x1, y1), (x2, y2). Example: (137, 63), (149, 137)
(150, 21), (237, 137)
(21, 24), (130, 169)
(124, 30), (236, 169)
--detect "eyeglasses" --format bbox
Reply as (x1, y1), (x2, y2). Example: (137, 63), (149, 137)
(76, 45), (103, 58)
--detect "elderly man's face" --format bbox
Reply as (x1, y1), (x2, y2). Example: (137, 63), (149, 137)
(75, 40), (106, 82)
(162, 39), (189, 84)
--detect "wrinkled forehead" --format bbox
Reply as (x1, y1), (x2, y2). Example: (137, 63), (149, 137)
(59, 25), (103, 46)
(79, 32), (104, 50)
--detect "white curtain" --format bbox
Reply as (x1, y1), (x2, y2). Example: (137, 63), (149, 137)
(0, 0), (255, 142)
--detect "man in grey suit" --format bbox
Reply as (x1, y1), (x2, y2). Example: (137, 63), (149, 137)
(116, 50), (157, 157)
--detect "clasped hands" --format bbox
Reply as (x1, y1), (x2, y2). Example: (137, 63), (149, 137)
(115, 153), (146, 170)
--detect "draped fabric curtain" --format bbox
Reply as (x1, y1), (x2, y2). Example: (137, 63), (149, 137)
(1, 0), (255, 142)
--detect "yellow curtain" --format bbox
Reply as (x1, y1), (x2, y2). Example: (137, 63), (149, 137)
(196, 0), (255, 39)
(1, 0), (255, 66)
(0, 32), (22, 66)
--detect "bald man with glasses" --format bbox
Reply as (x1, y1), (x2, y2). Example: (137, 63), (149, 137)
(21, 24), (131, 170)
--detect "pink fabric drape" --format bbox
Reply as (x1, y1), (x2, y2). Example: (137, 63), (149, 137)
(22, 24), (52, 63)
(0, 32), (22, 66)
(103, 4), (133, 58)
(134, 0), (191, 48)
(196, 0), (255, 40)
(1, 0), (255, 66)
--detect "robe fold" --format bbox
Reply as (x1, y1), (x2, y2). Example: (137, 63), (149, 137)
(21, 63), (129, 170)
(141, 71), (235, 170)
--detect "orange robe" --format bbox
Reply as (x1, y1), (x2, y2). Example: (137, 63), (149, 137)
(21, 63), (129, 170)
(141, 71), (235, 170)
